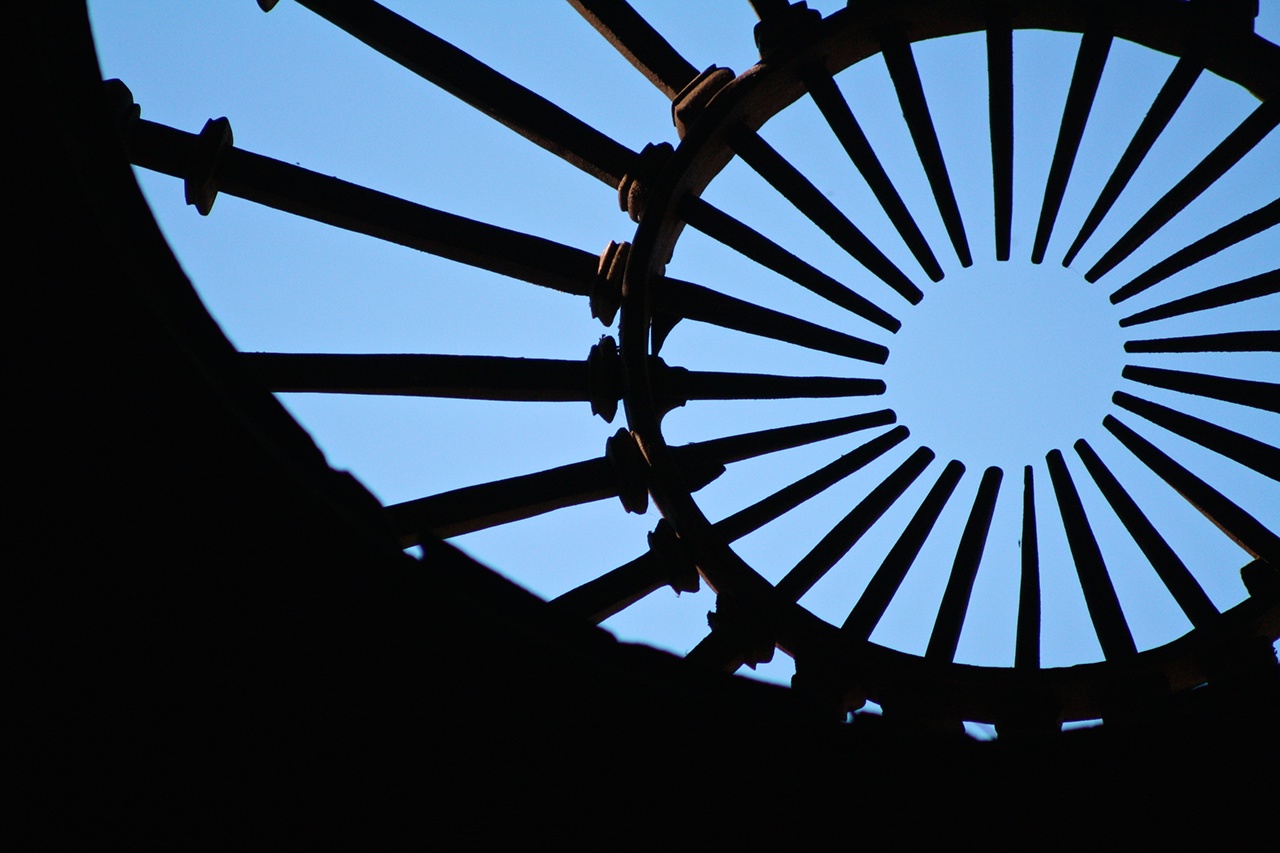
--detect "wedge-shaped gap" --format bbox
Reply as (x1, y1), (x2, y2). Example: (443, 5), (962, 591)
(1113, 392), (1280, 482)
(926, 467), (1004, 663)
(1063, 58), (1201, 267)
(1046, 449), (1137, 660)
(1074, 438), (1219, 628)
(726, 127), (924, 303)
(289, 0), (637, 185)
(1088, 98), (1280, 282)
(1120, 270), (1279, 326)
(775, 446), (935, 603)
(1104, 415), (1280, 568)
(878, 27), (972, 267)
(842, 460), (965, 640)
(681, 197), (905, 326)
(803, 69), (944, 280)
(1108, 199), (1280, 301)
(1032, 27), (1112, 265)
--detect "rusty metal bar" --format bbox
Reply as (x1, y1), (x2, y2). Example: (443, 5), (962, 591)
(128, 118), (599, 295)
(1119, 270), (1279, 326)
(926, 466), (1004, 663)
(567, 0), (699, 98)
(714, 427), (910, 542)
(1113, 391), (1280, 480)
(726, 127), (925, 303)
(1125, 331), (1280, 353)
(803, 69), (944, 281)
(290, 0), (637, 185)
(987, 13), (1013, 261)
(1122, 365), (1280, 414)
(1105, 415), (1280, 567)
(241, 352), (590, 400)
(653, 278), (890, 363)
(1088, 98), (1280, 282)
(1046, 449), (1137, 660)
(842, 460), (966, 640)
(1032, 27), (1112, 264)
(879, 28), (972, 267)
(775, 446), (935, 603)
(1063, 58), (1200, 267)
(1074, 438), (1219, 628)
(674, 410), (895, 469)
(657, 367), (884, 407)
(1016, 466), (1041, 670)
(681, 197), (907, 325)
(1108, 199), (1280, 301)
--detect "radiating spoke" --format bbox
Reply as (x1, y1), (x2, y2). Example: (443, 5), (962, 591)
(288, 0), (637, 185)
(1016, 466), (1041, 670)
(388, 429), (649, 545)
(1120, 270), (1280, 326)
(1088, 99), (1280, 282)
(1032, 27), (1112, 265)
(567, 0), (699, 98)
(1122, 365), (1280, 413)
(775, 447), (935, 603)
(987, 13), (1013, 262)
(656, 367), (884, 410)
(878, 28), (972, 267)
(1046, 449), (1137, 660)
(1074, 439), (1219, 628)
(803, 69), (944, 280)
(842, 460), (965, 640)
(926, 467), (1003, 663)
(1107, 199), (1280, 300)
(1126, 331), (1280, 353)
(1105, 416), (1280, 567)
(681, 197), (906, 325)
(1113, 392), (1280, 481)
(726, 128), (925, 303)
(673, 410), (895, 470)
(128, 118), (600, 294)
(1063, 58), (1201, 267)
(653, 278), (890, 363)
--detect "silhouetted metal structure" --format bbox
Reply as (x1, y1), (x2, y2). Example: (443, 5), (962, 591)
(18, 0), (1279, 841)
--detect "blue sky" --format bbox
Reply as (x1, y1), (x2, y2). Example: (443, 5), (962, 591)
(89, 2), (1278, 704)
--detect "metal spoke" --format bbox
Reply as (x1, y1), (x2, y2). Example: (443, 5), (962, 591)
(287, 0), (637, 185)
(1120, 270), (1280, 326)
(803, 69), (944, 280)
(653, 278), (890, 363)
(1063, 58), (1201, 267)
(1113, 392), (1280, 480)
(1074, 439), (1219, 628)
(1046, 449), (1137, 660)
(1016, 466), (1041, 671)
(656, 368), (884, 409)
(674, 410), (895, 469)
(774, 447), (935, 603)
(842, 460), (965, 640)
(878, 27), (972, 267)
(388, 429), (649, 545)
(726, 127), (925, 303)
(1122, 365), (1280, 414)
(1032, 27), (1112, 265)
(987, 12), (1013, 261)
(1105, 415), (1280, 567)
(682, 197), (907, 325)
(1126, 331), (1280, 353)
(128, 118), (599, 295)
(926, 467), (1004, 663)
(567, 0), (699, 98)
(1107, 199), (1280, 301)
(1088, 98), (1280, 282)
